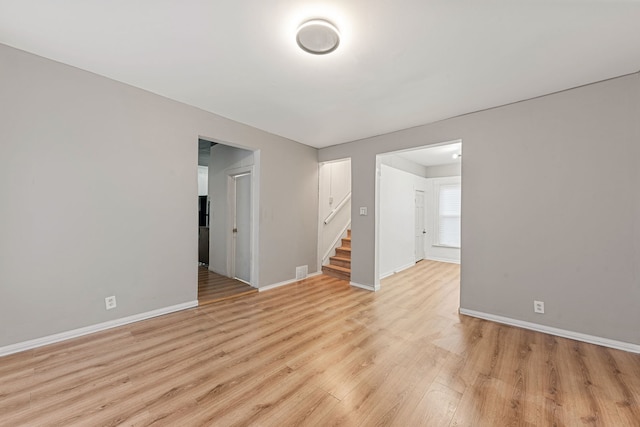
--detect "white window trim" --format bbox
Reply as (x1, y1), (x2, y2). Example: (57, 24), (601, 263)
(433, 176), (461, 249)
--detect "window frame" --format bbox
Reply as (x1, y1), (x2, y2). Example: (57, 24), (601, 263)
(433, 176), (461, 249)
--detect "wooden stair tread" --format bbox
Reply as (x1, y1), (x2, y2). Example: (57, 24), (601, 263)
(322, 264), (351, 273)
(324, 229), (352, 281)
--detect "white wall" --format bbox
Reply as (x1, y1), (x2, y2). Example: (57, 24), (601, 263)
(380, 155), (428, 177)
(0, 44), (318, 350)
(197, 166), (208, 196)
(320, 73), (640, 347)
(425, 163), (461, 178)
(379, 163), (461, 277)
(379, 164), (427, 277)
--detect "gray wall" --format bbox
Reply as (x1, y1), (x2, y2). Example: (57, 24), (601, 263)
(320, 74), (640, 345)
(0, 44), (318, 348)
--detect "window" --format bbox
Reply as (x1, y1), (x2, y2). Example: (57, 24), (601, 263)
(436, 180), (461, 248)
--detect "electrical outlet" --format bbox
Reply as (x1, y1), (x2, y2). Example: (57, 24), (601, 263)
(105, 296), (117, 310)
(534, 300), (544, 314)
(359, 207), (367, 216)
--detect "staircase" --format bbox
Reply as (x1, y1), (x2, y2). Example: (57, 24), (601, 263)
(322, 229), (351, 281)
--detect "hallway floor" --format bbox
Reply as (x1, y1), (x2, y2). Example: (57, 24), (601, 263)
(198, 266), (256, 305)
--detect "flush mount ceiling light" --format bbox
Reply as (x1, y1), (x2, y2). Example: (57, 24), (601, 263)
(296, 19), (340, 55)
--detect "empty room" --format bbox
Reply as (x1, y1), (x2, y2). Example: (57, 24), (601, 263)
(1, 1), (640, 425)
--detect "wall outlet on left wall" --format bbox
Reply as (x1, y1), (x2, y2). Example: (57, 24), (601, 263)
(105, 296), (117, 310)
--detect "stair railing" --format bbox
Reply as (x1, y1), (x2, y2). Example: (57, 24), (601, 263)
(322, 222), (351, 265)
(324, 192), (351, 225)
(321, 192), (352, 265)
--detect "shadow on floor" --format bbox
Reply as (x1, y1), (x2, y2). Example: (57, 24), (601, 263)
(198, 266), (257, 305)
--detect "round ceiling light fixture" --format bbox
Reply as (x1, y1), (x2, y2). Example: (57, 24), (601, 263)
(296, 19), (340, 55)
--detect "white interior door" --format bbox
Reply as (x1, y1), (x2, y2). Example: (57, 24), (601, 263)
(415, 190), (426, 261)
(233, 173), (251, 283)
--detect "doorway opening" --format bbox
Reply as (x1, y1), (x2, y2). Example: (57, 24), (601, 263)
(374, 140), (462, 289)
(318, 158), (352, 282)
(196, 138), (260, 304)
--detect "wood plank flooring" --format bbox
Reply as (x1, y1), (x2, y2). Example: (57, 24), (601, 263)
(2, 260), (640, 426)
(198, 266), (257, 305)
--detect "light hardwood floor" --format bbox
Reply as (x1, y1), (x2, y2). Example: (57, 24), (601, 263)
(198, 267), (257, 306)
(1, 260), (640, 426)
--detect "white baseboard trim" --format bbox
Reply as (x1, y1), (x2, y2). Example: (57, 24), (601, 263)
(258, 271), (323, 292)
(380, 261), (417, 279)
(350, 281), (378, 292)
(425, 256), (460, 264)
(0, 300), (198, 357)
(459, 308), (640, 354)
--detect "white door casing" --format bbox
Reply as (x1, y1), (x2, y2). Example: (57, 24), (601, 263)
(415, 190), (426, 262)
(230, 172), (251, 283)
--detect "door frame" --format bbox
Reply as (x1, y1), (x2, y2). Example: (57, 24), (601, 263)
(414, 189), (426, 262)
(228, 170), (252, 284)
(225, 164), (259, 288)
(317, 158), (352, 270)
(374, 138), (462, 289)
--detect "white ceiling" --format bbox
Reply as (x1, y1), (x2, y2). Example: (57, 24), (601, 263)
(395, 142), (462, 167)
(1, 1), (639, 149)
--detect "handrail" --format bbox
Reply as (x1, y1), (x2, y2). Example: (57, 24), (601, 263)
(324, 193), (351, 225)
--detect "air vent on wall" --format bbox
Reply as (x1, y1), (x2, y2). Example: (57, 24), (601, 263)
(296, 265), (308, 280)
